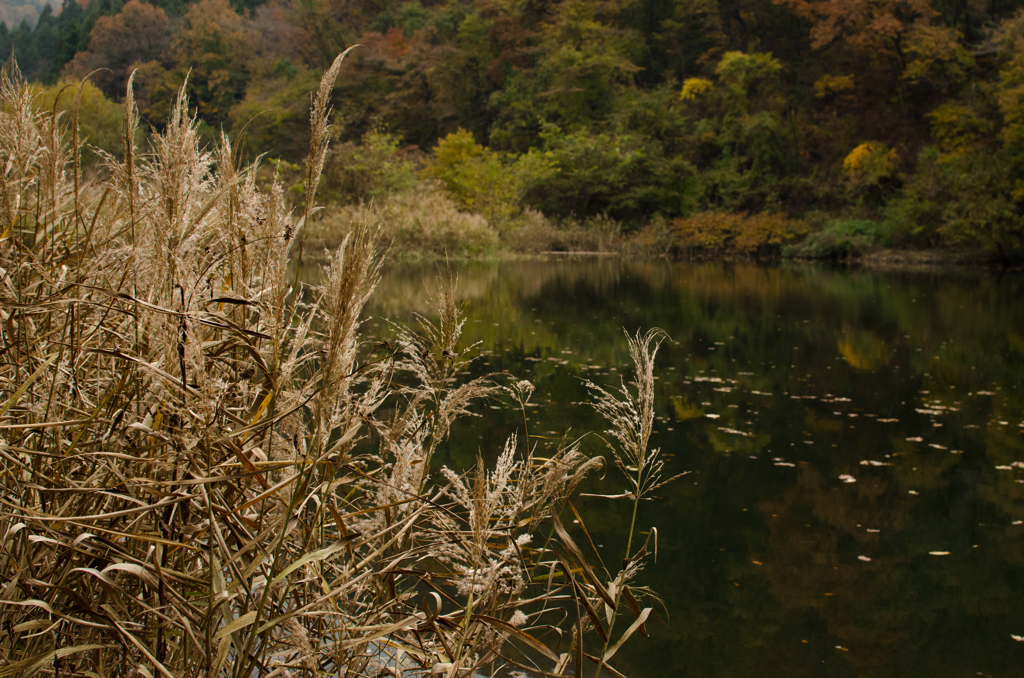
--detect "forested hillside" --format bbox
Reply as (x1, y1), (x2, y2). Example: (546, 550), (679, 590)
(7, 0), (1024, 258)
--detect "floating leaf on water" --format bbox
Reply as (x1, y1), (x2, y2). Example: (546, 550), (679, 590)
(995, 465), (1014, 471)
(909, 490), (920, 495)
(1012, 635), (1024, 642)
(928, 551), (951, 556)
(878, 418), (899, 423)
(858, 555), (872, 562)
(867, 528), (881, 533)
(839, 474), (857, 483)
(906, 437), (923, 442)
(705, 413), (721, 419)
(774, 462), (796, 467)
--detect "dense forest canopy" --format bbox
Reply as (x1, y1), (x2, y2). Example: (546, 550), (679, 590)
(7, 0), (1024, 256)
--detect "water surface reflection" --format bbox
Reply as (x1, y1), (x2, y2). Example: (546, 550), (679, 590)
(359, 259), (1024, 677)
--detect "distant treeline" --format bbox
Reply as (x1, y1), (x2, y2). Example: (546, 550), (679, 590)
(9, 0), (1024, 258)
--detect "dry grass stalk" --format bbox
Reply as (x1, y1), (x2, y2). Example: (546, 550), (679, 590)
(0, 58), (666, 678)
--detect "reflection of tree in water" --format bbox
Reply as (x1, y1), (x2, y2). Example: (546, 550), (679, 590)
(297, 258), (1024, 677)
(837, 327), (891, 370)
(754, 450), (1024, 676)
(755, 463), (912, 674)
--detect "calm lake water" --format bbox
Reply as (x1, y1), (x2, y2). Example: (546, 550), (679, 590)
(358, 258), (1024, 677)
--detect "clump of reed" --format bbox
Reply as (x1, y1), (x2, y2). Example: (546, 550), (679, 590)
(308, 183), (499, 260)
(500, 211), (624, 255)
(0, 56), (666, 677)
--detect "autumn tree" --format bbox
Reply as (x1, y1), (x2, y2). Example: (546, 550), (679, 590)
(534, 0), (640, 127)
(772, 0), (936, 54)
(64, 0), (171, 99)
(171, 0), (255, 125)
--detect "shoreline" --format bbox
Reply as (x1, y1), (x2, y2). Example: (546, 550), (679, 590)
(300, 239), (1021, 271)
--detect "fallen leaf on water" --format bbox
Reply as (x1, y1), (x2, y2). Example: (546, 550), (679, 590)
(858, 555), (872, 562)
(1011, 635), (1024, 642)
(839, 474), (857, 483)
(929, 551), (951, 556)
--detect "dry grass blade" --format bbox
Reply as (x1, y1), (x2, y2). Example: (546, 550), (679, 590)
(0, 55), (667, 678)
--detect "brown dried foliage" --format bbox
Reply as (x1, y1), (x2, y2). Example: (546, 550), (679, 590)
(0, 58), (662, 678)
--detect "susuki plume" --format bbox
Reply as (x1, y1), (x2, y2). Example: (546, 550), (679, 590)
(0, 56), (667, 678)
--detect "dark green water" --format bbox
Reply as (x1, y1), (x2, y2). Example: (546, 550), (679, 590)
(362, 259), (1024, 678)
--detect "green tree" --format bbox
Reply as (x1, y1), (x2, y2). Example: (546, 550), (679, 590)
(424, 127), (557, 226)
(680, 50), (801, 213)
(228, 60), (320, 160)
(10, 20), (37, 78)
(30, 77), (125, 160)
(22, 3), (56, 81)
(0, 24), (11, 61)
(534, 0), (641, 128)
(47, 0), (88, 83)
